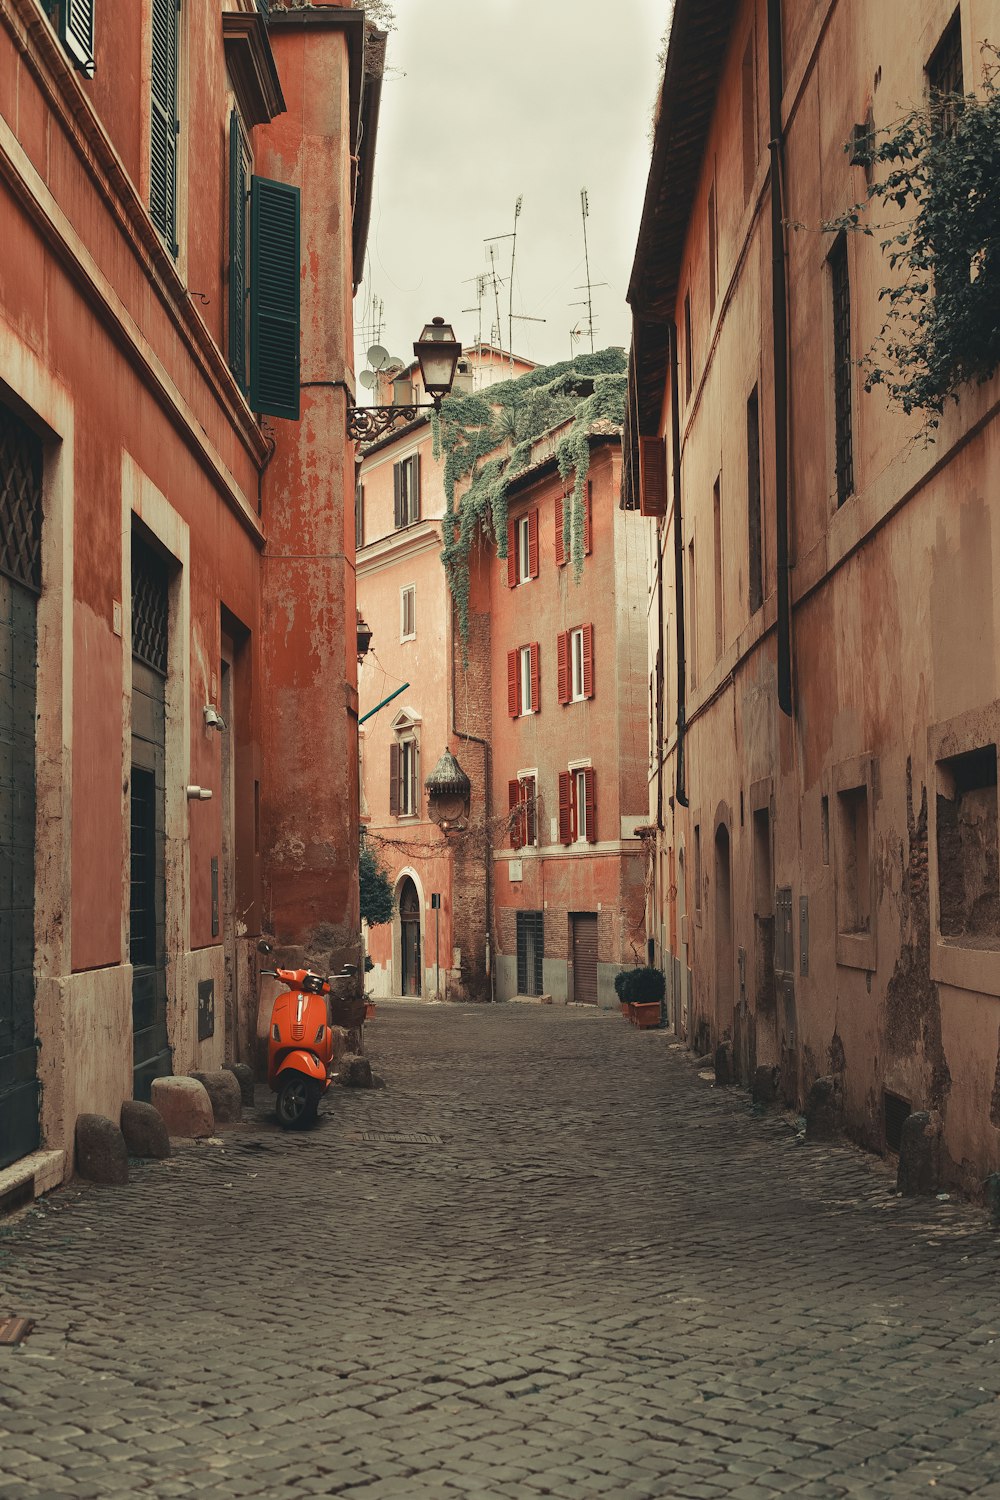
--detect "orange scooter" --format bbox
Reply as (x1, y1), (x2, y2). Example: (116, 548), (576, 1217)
(258, 943), (352, 1128)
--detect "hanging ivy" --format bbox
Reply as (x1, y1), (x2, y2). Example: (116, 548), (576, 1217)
(436, 349), (627, 648)
(824, 48), (1000, 434)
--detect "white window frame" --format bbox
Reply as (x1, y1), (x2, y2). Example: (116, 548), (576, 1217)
(517, 515), (531, 585)
(574, 768), (588, 843)
(399, 735), (418, 817)
(570, 627), (585, 702)
(519, 644), (533, 715)
(400, 584), (416, 642)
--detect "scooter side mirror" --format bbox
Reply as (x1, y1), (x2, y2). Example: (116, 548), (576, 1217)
(257, 940), (273, 955)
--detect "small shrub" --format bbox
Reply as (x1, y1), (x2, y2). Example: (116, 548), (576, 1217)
(624, 966), (666, 1005)
(614, 969), (631, 1000)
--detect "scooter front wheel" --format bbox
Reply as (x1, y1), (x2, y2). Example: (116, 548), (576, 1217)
(275, 1074), (322, 1129)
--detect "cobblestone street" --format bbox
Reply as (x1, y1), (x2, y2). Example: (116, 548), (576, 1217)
(2, 1002), (1000, 1499)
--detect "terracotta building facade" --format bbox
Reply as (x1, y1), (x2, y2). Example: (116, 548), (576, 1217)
(0, 0), (380, 1189)
(628, 0), (1000, 1189)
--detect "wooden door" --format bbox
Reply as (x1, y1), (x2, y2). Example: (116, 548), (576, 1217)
(571, 913), (599, 1005)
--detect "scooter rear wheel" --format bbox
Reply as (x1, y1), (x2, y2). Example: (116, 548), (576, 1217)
(275, 1075), (322, 1129)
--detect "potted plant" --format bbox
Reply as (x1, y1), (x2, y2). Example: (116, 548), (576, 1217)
(614, 969), (633, 1017)
(626, 966), (666, 1029)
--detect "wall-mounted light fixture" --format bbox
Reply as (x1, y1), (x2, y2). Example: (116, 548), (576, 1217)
(186, 785), (214, 800)
(356, 613), (373, 662)
(347, 318), (461, 443)
(203, 705), (227, 731)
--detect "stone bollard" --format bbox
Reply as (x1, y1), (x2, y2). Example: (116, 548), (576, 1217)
(337, 1054), (375, 1088)
(751, 1065), (780, 1108)
(76, 1114), (129, 1185)
(714, 1041), (734, 1086)
(804, 1075), (842, 1142)
(151, 1077), (214, 1138)
(897, 1110), (942, 1196)
(191, 1070), (243, 1125)
(120, 1100), (170, 1160)
(223, 1062), (255, 1108)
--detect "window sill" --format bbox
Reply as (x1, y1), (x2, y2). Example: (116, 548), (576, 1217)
(931, 938), (1000, 997)
(400, 633), (416, 644)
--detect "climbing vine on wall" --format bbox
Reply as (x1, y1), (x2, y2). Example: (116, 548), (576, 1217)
(823, 47), (1000, 435)
(434, 349), (627, 649)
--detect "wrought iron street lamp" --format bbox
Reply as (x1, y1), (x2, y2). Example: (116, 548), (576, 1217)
(347, 317), (461, 443)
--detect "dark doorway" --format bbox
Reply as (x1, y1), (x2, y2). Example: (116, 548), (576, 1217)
(131, 534), (171, 1100)
(399, 877), (422, 996)
(715, 823), (734, 1033)
(516, 909), (544, 996)
(0, 403), (42, 1170)
(571, 912), (599, 1005)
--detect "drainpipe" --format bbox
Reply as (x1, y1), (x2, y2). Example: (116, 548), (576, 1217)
(767, 0), (793, 717)
(669, 318), (689, 809)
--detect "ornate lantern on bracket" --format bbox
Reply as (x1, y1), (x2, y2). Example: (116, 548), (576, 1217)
(425, 748), (471, 834)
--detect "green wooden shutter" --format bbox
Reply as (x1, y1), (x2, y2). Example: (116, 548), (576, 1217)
(249, 176), (301, 420)
(150, 0), (179, 254)
(228, 113), (248, 392)
(55, 0), (95, 77)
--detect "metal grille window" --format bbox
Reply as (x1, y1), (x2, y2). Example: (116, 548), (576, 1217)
(516, 909), (544, 996)
(0, 406), (42, 593)
(830, 234), (854, 506)
(927, 11), (964, 140)
(131, 538), (169, 675)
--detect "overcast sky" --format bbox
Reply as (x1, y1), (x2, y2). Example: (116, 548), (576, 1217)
(355, 0), (668, 383)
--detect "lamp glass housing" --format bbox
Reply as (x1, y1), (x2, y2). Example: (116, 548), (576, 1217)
(414, 318), (461, 402)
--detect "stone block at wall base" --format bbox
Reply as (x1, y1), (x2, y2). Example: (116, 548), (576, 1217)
(120, 1101), (171, 1160)
(190, 1071), (242, 1124)
(897, 1110), (942, 1196)
(223, 1062), (255, 1107)
(75, 1115), (129, 1185)
(151, 1077), (214, 1138)
(804, 1076), (842, 1142)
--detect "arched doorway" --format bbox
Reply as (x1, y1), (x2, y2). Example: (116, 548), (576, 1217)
(714, 823), (734, 1034)
(399, 876), (422, 997)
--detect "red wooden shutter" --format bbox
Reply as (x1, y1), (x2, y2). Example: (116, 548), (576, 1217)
(582, 624), (594, 698)
(507, 648), (519, 717)
(583, 767), (597, 843)
(527, 509), (539, 578)
(507, 518), (517, 588)
(584, 481), (593, 554)
(558, 771), (573, 845)
(389, 742), (400, 815)
(529, 642), (540, 713)
(524, 775), (536, 845)
(640, 435), (668, 518)
(508, 779), (523, 848)
(555, 495), (566, 567)
(557, 631), (569, 705)
(411, 739), (420, 816)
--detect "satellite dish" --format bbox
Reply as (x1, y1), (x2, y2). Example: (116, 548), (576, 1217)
(359, 369), (376, 390)
(387, 355), (404, 371)
(367, 344), (389, 371)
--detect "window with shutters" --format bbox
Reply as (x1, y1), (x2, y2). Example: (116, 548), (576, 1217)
(508, 773), (537, 849)
(561, 763), (597, 845)
(389, 734), (419, 818)
(393, 454), (420, 529)
(228, 110), (252, 393)
(249, 175), (301, 420)
(558, 625), (593, 705)
(355, 481), (365, 548)
(46, 0), (95, 78)
(508, 643), (540, 717)
(400, 585), (415, 642)
(747, 385), (763, 614)
(150, 0), (181, 255)
(508, 509), (539, 585)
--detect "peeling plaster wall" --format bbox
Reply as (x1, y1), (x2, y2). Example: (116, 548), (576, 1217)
(645, 0), (1000, 1188)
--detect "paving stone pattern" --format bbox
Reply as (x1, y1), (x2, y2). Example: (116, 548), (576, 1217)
(2, 1003), (1000, 1499)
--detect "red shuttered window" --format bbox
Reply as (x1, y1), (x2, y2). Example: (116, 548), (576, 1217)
(582, 766), (597, 844)
(507, 648), (519, 717)
(508, 778), (524, 848)
(639, 435), (668, 519)
(582, 623), (594, 698)
(507, 518), (517, 588)
(558, 771), (573, 844)
(527, 509), (539, 578)
(522, 774), (537, 846)
(529, 642), (540, 713)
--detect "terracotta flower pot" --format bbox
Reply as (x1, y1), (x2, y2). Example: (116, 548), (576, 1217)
(364, 1001), (376, 1021)
(619, 1000), (630, 1017)
(629, 1001), (660, 1030)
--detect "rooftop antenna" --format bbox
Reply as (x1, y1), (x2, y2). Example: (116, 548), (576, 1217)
(571, 189), (607, 355)
(461, 272), (488, 352)
(508, 196), (522, 369)
(486, 244), (506, 366)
